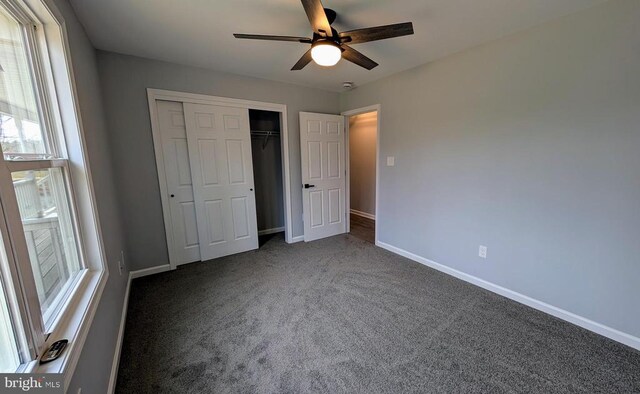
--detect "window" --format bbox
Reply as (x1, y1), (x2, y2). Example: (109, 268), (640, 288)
(0, 0), (105, 378)
(12, 168), (83, 327)
(0, 4), (48, 155)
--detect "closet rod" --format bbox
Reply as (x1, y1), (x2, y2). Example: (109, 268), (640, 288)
(250, 130), (280, 149)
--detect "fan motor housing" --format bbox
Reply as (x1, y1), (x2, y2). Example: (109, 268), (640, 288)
(324, 8), (337, 25)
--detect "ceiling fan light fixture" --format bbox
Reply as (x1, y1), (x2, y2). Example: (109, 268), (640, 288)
(311, 41), (341, 67)
(234, 0), (414, 71)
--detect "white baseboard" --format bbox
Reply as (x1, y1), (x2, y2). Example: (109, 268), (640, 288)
(375, 240), (640, 351)
(108, 263), (173, 393)
(350, 209), (376, 220)
(107, 274), (132, 394)
(290, 235), (304, 243)
(258, 227), (285, 236)
(129, 264), (172, 279)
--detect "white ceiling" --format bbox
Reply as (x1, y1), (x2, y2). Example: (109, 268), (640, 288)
(69, 0), (607, 92)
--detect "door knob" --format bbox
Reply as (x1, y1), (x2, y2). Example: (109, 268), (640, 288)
(304, 184), (316, 189)
(250, 188), (253, 191)
(170, 194), (175, 198)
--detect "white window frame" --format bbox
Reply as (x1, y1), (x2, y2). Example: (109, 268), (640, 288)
(0, 0), (108, 388)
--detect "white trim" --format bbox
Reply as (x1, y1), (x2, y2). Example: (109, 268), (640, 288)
(147, 89), (288, 112)
(278, 109), (294, 245)
(107, 274), (132, 394)
(258, 227), (285, 236)
(376, 240), (640, 351)
(108, 263), (172, 392)
(32, 270), (108, 389)
(59, 271), (107, 389)
(341, 105), (381, 117)
(344, 116), (350, 232)
(129, 264), (172, 279)
(147, 89), (295, 269)
(342, 105), (381, 245)
(350, 209), (375, 220)
(290, 235), (304, 243)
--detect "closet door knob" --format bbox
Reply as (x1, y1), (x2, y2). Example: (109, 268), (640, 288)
(250, 188), (253, 191)
(170, 194), (175, 198)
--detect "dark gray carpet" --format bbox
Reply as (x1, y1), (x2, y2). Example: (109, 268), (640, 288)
(116, 234), (640, 393)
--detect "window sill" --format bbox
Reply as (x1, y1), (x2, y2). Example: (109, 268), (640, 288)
(26, 268), (108, 389)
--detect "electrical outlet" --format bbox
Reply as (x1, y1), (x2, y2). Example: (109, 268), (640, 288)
(479, 245), (488, 259)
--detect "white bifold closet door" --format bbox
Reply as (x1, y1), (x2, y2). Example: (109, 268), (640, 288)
(184, 103), (259, 261)
(299, 112), (346, 242)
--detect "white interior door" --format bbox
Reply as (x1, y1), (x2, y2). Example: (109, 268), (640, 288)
(156, 100), (200, 265)
(299, 112), (346, 242)
(185, 103), (258, 260)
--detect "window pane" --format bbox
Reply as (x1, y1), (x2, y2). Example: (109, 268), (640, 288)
(12, 168), (82, 328)
(0, 277), (20, 372)
(0, 5), (47, 155)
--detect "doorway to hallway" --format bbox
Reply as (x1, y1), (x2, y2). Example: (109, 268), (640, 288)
(345, 109), (378, 244)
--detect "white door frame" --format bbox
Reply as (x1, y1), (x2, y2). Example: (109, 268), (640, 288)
(147, 88), (295, 269)
(341, 104), (381, 245)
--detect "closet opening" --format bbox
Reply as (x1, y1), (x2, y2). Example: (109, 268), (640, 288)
(249, 109), (285, 247)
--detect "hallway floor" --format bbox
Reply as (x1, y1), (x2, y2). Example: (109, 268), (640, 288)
(349, 213), (375, 243)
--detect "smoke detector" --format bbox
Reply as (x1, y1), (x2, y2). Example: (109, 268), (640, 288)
(342, 81), (355, 90)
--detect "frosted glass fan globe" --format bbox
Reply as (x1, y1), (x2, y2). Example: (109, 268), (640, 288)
(311, 42), (341, 67)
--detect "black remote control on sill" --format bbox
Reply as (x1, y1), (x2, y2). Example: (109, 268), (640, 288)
(40, 339), (68, 364)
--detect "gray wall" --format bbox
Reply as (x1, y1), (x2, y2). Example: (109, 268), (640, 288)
(349, 112), (377, 216)
(250, 110), (284, 232)
(340, 0), (640, 338)
(97, 52), (340, 271)
(49, 0), (128, 393)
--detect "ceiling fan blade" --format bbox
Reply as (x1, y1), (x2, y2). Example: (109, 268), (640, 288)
(300, 0), (333, 37)
(291, 48), (313, 70)
(234, 34), (312, 43)
(339, 22), (414, 45)
(341, 45), (378, 70)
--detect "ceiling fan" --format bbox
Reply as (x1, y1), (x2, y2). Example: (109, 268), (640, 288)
(233, 0), (414, 70)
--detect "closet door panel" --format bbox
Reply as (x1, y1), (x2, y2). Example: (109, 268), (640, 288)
(185, 103), (258, 261)
(180, 202), (199, 247)
(157, 100), (201, 265)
